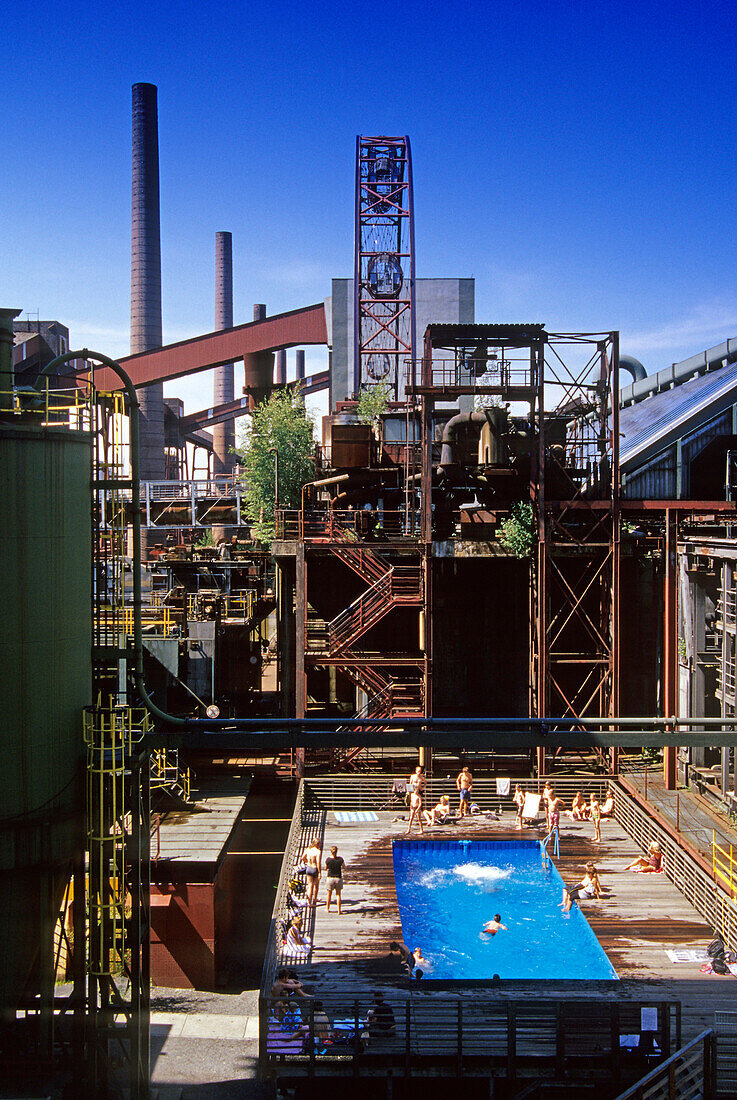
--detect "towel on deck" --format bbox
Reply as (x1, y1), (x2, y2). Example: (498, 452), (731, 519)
(522, 793), (541, 820)
(496, 777), (511, 796)
(335, 811), (379, 823)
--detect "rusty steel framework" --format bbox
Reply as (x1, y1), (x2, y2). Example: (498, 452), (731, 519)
(411, 324), (620, 770)
(531, 333), (619, 774)
(354, 136), (416, 398)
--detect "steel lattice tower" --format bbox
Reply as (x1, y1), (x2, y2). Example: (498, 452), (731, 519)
(353, 136), (416, 398)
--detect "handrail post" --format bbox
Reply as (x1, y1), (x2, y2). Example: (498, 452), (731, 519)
(507, 1001), (516, 1081)
(353, 998), (360, 1070)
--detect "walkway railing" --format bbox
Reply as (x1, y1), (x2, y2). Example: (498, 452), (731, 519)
(613, 1028), (716, 1100)
(261, 993), (679, 1085)
(303, 774), (615, 814)
(613, 784), (737, 952)
(713, 835), (737, 900)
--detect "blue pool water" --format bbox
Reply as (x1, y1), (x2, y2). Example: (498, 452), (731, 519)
(393, 840), (617, 981)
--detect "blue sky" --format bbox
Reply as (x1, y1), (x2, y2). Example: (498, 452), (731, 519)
(3, 0), (736, 417)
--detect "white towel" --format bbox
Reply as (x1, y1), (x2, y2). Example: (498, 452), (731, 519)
(496, 777), (511, 796)
(522, 793), (541, 820)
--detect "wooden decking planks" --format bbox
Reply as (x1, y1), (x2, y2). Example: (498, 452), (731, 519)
(287, 809), (737, 1039)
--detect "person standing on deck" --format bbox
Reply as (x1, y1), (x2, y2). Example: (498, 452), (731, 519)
(589, 794), (601, 843)
(303, 839), (322, 906)
(456, 766), (473, 818)
(542, 781), (554, 829)
(407, 788), (424, 834)
(324, 845), (346, 914)
(406, 765), (425, 806)
(513, 784), (525, 829)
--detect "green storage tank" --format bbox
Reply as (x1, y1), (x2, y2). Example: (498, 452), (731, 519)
(0, 420), (92, 1017)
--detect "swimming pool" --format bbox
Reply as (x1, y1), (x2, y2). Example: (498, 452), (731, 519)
(393, 839), (617, 981)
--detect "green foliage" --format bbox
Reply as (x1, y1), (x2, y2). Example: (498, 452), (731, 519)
(196, 530), (215, 547)
(234, 387), (315, 541)
(356, 383), (391, 431)
(499, 501), (537, 559)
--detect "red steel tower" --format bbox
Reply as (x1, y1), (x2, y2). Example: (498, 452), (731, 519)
(353, 136), (416, 398)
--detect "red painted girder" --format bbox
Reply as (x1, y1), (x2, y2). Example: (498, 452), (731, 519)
(92, 302), (327, 390)
(179, 372), (330, 431)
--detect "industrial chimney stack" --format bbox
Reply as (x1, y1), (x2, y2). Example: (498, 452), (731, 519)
(213, 231), (235, 477)
(131, 82), (165, 483)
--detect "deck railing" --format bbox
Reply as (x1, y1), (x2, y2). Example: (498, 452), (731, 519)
(613, 1028), (716, 1100)
(302, 774), (615, 815)
(613, 783), (737, 953)
(261, 993), (679, 1085)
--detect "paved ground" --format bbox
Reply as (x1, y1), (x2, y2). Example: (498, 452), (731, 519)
(150, 987), (269, 1099)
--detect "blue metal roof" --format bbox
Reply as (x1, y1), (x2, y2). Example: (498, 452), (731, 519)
(620, 361), (737, 470)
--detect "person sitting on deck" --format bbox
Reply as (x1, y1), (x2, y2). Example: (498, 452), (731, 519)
(565, 791), (588, 820)
(388, 940), (415, 972)
(560, 863), (602, 911)
(284, 914), (312, 956)
(423, 794), (451, 826)
(626, 841), (663, 873)
(271, 968), (312, 1001)
(366, 993), (396, 1039)
(600, 790), (615, 817)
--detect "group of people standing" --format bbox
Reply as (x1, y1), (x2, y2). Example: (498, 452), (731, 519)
(283, 841), (347, 956)
(405, 765), (475, 833)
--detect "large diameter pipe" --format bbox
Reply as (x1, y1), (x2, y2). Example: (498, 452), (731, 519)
(131, 82), (165, 483)
(213, 231), (234, 477)
(295, 349), (305, 382)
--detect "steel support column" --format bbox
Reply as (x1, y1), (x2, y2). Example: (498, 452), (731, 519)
(664, 508), (678, 789)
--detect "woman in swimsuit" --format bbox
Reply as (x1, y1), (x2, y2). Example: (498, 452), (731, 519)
(422, 794), (450, 826)
(626, 841), (662, 873)
(285, 914), (312, 956)
(303, 840), (322, 906)
(561, 863), (601, 911)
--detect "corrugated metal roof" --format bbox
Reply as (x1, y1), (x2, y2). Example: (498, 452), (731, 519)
(620, 361), (737, 470)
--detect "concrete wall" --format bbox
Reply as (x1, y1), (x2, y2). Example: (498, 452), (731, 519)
(327, 277), (475, 408)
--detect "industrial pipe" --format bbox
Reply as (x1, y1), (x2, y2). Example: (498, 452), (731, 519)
(620, 354), (647, 383)
(439, 410), (487, 467)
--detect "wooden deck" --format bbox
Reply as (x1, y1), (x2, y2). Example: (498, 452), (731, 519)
(284, 808), (737, 1041)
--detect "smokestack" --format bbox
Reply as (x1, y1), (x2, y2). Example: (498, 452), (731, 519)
(253, 304), (266, 322)
(275, 349), (287, 385)
(213, 232), (234, 477)
(295, 349), (305, 382)
(131, 82), (165, 483)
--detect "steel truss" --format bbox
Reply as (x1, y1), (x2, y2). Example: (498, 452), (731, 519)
(531, 333), (620, 773)
(354, 136), (416, 399)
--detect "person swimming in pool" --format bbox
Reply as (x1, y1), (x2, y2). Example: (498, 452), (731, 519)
(413, 946), (430, 968)
(482, 914), (507, 935)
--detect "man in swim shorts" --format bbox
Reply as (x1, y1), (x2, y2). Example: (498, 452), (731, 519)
(456, 766), (473, 818)
(482, 914), (507, 935)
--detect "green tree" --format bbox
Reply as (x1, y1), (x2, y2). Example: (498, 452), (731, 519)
(235, 388), (316, 541)
(499, 501), (537, 559)
(356, 382), (391, 433)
